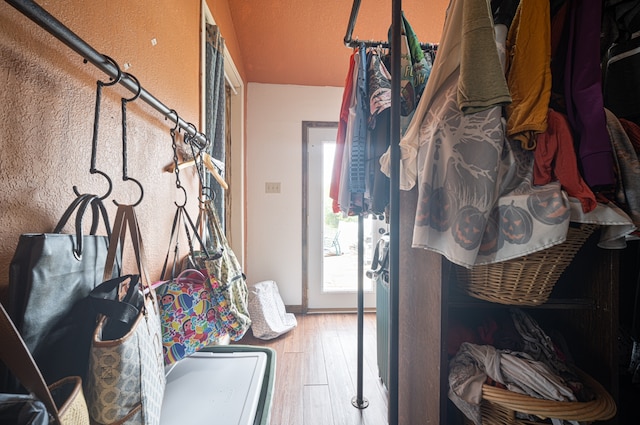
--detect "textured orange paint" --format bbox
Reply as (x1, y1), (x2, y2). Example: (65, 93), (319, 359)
(227, 0), (449, 87)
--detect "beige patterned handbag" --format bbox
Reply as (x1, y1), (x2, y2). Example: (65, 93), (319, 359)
(203, 200), (251, 340)
(85, 205), (165, 425)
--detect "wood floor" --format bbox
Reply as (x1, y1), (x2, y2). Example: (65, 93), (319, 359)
(235, 313), (389, 425)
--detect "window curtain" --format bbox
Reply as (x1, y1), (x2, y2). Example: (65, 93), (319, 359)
(205, 24), (226, 231)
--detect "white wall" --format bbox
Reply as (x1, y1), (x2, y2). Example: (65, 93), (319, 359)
(246, 83), (343, 306)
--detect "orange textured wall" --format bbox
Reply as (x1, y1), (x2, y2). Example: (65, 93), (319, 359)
(0, 0), (223, 300)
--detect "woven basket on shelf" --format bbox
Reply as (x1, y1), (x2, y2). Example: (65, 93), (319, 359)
(462, 368), (617, 425)
(456, 223), (598, 306)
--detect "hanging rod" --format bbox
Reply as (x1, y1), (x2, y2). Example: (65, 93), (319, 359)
(343, 0), (437, 51)
(344, 0), (382, 47)
(5, 0), (208, 149)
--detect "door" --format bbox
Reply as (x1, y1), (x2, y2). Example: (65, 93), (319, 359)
(303, 121), (379, 311)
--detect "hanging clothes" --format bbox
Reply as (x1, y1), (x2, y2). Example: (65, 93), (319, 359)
(367, 48), (392, 215)
(555, 0), (616, 190)
(504, 0), (552, 150)
(605, 108), (640, 230)
(332, 17), (435, 216)
(330, 52), (356, 214)
(378, 0), (635, 268)
(349, 43), (369, 199)
(533, 108), (597, 213)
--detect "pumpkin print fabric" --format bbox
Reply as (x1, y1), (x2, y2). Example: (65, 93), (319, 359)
(380, 0), (636, 267)
(411, 71), (572, 268)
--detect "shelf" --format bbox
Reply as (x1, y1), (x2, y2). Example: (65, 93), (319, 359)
(448, 293), (596, 310)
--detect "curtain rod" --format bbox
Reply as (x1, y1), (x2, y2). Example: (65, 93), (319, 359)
(5, 0), (208, 148)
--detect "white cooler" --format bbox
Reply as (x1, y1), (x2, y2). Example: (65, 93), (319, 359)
(160, 349), (270, 425)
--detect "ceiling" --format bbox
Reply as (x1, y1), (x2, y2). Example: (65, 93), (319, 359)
(227, 0), (449, 87)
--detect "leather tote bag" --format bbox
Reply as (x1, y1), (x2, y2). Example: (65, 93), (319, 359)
(0, 302), (90, 425)
(6, 194), (118, 388)
(85, 205), (164, 425)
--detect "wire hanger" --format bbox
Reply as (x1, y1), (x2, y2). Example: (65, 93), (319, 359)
(164, 135), (229, 190)
(113, 72), (144, 206)
(73, 54), (121, 199)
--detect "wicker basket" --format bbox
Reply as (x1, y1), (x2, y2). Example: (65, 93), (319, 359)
(463, 368), (617, 425)
(456, 224), (598, 306)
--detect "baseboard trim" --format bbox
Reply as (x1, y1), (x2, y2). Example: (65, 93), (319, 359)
(285, 305), (303, 314)
(284, 305), (377, 315)
(304, 307), (376, 314)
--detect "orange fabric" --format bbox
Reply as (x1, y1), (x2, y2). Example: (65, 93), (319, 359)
(533, 109), (597, 213)
(505, 0), (552, 150)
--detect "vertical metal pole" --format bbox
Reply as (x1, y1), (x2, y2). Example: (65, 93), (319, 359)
(389, 0), (402, 424)
(352, 213), (369, 409)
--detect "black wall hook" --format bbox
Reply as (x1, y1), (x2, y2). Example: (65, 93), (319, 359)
(73, 54), (122, 200)
(114, 72), (144, 207)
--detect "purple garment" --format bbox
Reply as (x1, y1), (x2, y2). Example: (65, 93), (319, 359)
(563, 0), (615, 189)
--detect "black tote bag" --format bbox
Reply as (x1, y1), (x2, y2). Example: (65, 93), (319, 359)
(5, 194), (119, 389)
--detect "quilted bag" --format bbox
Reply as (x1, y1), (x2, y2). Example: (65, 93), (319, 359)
(85, 205), (165, 425)
(248, 280), (297, 340)
(203, 200), (251, 340)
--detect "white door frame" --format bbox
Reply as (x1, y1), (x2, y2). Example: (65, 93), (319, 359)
(302, 121), (376, 312)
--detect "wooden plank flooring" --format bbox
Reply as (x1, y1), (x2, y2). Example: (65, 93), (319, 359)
(235, 313), (388, 425)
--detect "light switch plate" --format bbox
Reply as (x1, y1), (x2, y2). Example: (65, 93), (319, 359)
(265, 182), (281, 193)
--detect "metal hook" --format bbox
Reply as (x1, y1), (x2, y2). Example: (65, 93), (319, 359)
(169, 110), (187, 208)
(114, 72), (144, 207)
(169, 109), (180, 133)
(100, 54), (122, 87)
(185, 124), (209, 205)
(122, 71), (142, 102)
(74, 55), (122, 200)
(176, 186), (188, 208)
(201, 186), (216, 201)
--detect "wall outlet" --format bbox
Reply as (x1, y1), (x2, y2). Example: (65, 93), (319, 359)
(265, 182), (281, 193)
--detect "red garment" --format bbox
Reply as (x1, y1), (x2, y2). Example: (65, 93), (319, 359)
(330, 52), (356, 213)
(533, 109), (597, 213)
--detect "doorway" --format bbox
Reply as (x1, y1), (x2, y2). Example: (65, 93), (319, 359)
(302, 121), (379, 311)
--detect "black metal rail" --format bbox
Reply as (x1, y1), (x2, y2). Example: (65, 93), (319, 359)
(5, 0), (209, 148)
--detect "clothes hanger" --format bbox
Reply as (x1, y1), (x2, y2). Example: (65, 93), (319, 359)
(73, 54), (121, 200)
(164, 149), (229, 190)
(113, 72), (144, 207)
